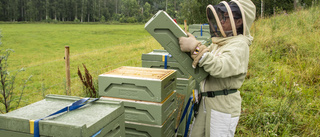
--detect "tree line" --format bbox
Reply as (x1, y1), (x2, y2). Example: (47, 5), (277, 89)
(0, 0), (182, 23)
(182, 0), (319, 24)
(0, 0), (318, 23)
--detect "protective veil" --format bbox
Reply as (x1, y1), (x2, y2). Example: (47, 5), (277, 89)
(207, 1), (246, 37)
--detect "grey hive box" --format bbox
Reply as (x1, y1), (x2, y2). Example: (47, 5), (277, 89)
(145, 10), (208, 83)
(101, 91), (176, 125)
(125, 109), (177, 137)
(0, 94), (125, 137)
(99, 66), (176, 102)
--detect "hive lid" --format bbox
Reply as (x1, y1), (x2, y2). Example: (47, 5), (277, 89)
(0, 94), (124, 136)
(144, 10), (209, 82)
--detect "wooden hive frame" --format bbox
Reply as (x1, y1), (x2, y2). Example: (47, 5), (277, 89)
(104, 66), (176, 80)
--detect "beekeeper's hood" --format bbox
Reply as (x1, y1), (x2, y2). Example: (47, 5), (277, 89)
(206, 0), (256, 40)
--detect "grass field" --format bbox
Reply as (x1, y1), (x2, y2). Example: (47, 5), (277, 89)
(238, 6), (320, 136)
(1, 6), (320, 137)
(0, 24), (162, 104)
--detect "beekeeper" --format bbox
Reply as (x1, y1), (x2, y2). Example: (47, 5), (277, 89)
(178, 0), (256, 136)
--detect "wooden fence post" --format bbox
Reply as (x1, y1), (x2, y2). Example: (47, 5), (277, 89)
(184, 20), (187, 33)
(65, 46), (71, 95)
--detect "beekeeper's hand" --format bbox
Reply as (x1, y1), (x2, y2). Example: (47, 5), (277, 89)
(191, 45), (209, 68)
(179, 32), (201, 52)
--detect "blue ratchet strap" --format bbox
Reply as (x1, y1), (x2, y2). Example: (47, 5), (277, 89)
(34, 97), (99, 137)
(184, 103), (194, 137)
(91, 128), (103, 137)
(200, 24), (209, 36)
(163, 54), (172, 69)
(164, 55), (168, 69)
(175, 96), (193, 133)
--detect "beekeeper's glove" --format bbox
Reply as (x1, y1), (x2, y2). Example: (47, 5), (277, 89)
(191, 45), (209, 68)
(179, 32), (201, 52)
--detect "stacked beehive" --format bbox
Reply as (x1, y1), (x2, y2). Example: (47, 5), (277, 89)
(189, 24), (212, 46)
(189, 24), (210, 36)
(0, 94), (125, 137)
(98, 66), (178, 137)
(141, 50), (196, 136)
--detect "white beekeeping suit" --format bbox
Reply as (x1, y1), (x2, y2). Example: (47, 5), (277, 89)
(178, 0), (256, 136)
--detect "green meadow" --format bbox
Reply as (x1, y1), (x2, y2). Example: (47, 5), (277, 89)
(0, 23), (162, 103)
(238, 7), (320, 136)
(1, 6), (320, 136)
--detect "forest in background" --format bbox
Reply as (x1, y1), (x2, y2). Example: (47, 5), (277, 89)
(0, 0), (319, 23)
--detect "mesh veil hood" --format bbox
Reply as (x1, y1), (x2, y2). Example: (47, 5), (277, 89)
(206, 0), (256, 41)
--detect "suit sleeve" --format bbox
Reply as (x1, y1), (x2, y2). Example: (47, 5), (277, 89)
(198, 41), (249, 78)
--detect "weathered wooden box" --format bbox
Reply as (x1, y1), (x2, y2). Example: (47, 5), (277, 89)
(99, 66), (176, 102)
(101, 91), (176, 125)
(0, 95), (125, 137)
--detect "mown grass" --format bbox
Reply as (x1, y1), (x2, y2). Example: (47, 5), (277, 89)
(237, 6), (320, 136)
(0, 6), (319, 137)
(0, 24), (162, 106)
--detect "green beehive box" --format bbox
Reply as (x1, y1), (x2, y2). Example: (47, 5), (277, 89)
(189, 24), (211, 38)
(176, 78), (196, 97)
(101, 91), (176, 125)
(142, 60), (191, 79)
(99, 66), (177, 102)
(125, 110), (177, 137)
(142, 49), (214, 79)
(145, 10), (208, 83)
(0, 95), (125, 137)
(141, 49), (177, 63)
(0, 114), (125, 137)
(175, 78), (196, 136)
(189, 24), (210, 31)
(189, 24), (212, 46)
(0, 130), (35, 137)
